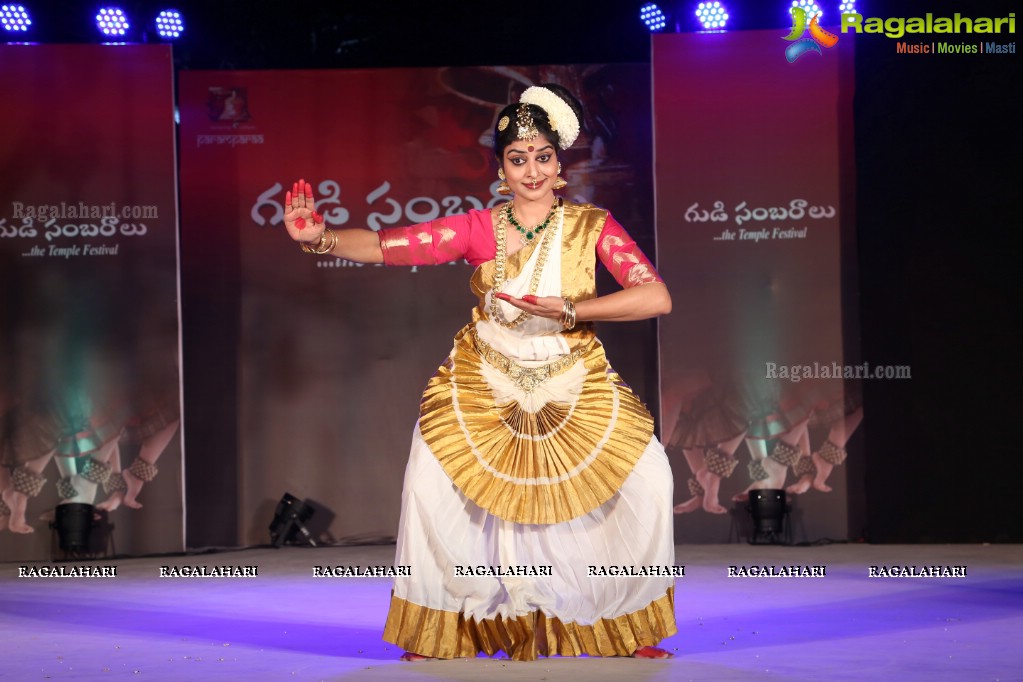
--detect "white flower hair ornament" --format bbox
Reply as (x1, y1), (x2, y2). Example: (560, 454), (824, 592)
(519, 86), (581, 150)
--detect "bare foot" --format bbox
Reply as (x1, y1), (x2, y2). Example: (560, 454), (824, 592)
(632, 646), (672, 659)
(812, 452), (834, 492)
(787, 474), (813, 495)
(1, 488), (34, 533)
(673, 496), (702, 514)
(399, 651), (436, 661)
(123, 471), (144, 509)
(696, 469), (727, 514)
(96, 491), (124, 512)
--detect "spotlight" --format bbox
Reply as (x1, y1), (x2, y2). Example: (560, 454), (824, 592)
(746, 489), (790, 545)
(1, 3), (31, 33)
(695, 2), (730, 30)
(50, 504), (114, 558)
(790, 0), (822, 23)
(639, 2), (667, 32)
(52, 503), (95, 553)
(268, 492), (317, 547)
(54, 503), (93, 551)
(154, 9), (184, 39)
(838, 0), (856, 13)
(96, 7), (130, 38)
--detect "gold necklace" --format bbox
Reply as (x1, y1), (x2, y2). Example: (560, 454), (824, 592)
(489, 199), (562, 329)
(506, 201), (557, 244)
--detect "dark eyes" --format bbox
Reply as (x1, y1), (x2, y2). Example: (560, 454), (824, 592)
(510, 154), (552, 165)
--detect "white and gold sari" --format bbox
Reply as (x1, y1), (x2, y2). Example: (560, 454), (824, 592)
(383, 202), (676, 660)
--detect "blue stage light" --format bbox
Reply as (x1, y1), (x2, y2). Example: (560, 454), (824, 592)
(695, 2), (730, 30)
(96, 7), (130, 37)
(790, 0), (822, 22)
(639, 3), (667, 32)
(1, 4), (32, 32)
(155, 9), (184, 39)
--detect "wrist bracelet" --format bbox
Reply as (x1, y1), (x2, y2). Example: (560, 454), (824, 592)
(300, 228), (337, 255)
(560, 298), (577, 330)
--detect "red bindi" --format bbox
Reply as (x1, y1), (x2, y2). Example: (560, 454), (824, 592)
(527, 144), (534, 152)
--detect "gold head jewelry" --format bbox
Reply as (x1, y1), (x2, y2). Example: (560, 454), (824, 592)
(516, 103), (539, 141)
(497, 115), (510, 131)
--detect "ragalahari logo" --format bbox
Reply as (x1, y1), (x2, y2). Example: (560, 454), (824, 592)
(784, 7), (839, 62)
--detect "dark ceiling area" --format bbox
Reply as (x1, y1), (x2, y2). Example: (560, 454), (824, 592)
(28, 1), (804, 69)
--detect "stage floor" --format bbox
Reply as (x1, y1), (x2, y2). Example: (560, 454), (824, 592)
(2, 543), (1021, 681)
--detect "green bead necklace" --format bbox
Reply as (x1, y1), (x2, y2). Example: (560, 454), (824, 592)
(504, 201), (558, 242)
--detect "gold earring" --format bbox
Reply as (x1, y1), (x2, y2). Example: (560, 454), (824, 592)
(553, 162), (567, 190)
(496, 168), (512, 195)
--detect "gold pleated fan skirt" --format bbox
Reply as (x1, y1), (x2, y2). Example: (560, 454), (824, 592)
(417, 326), (655, 525)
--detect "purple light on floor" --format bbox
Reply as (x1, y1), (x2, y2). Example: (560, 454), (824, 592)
(96, 7), (130, 37)
(1, 4), (32, 32)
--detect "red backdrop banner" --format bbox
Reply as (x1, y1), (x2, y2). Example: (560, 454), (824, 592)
(653, 30), (860, 543)
(178, 65), (654, 546)
(0, 45), (183, 560)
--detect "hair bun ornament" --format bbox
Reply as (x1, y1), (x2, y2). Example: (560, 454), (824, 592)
(519, 86), (581, 150)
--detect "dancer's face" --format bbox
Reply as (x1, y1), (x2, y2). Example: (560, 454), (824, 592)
(502, 136), (557, 198)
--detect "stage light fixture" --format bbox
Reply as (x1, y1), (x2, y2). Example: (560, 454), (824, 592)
(790, 0), (822, 23)
(154, 9), (184, 39)
(838, 1), (856, 13)
(747, 489), (790, 545)
(695, 2), (730, 30)
(639, 3), (667, 32)
(52, 503), (95, 553)
(1, 3), (31, 32)
(268, 492), (318, 547)
(96, 7), (130, 38)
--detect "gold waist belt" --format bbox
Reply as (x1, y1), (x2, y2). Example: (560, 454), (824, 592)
(471, 330), (588, 394)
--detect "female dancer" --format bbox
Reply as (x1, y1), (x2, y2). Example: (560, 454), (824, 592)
(283, 84), (676, 661)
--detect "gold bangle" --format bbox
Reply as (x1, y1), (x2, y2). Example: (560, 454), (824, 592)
(560, 298), (577, 330)
(321, 228), (337, 254)
(300, 230), (326, 254)
(300, 228), (336, 255)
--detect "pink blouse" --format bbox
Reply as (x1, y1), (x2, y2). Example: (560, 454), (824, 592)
(378, 207), (662, 288)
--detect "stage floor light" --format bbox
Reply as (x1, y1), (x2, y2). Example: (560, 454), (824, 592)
(268, 493), (317, 547)
(49, 503), (114, 559)
(747, 489), (791, 545)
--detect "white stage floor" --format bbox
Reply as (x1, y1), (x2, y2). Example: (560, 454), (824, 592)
(2, 543), (1021, 681)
